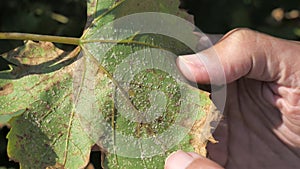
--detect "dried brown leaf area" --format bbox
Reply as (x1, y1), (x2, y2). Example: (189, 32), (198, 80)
(190, 99), (221, 156)
(1, 41), (80, 79)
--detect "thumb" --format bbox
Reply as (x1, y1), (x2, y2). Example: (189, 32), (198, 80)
(177, 28), (284, 84)
(164, 150), (224, 169)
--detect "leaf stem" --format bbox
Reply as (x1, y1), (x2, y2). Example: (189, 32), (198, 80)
(0, 32), (80, 45)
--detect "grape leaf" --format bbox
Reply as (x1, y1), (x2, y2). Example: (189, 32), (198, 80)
(76, 0), (218, 168)
(7, 76), (92, 168)
(0, 41), (80, 117)
(0, 41), (94, 168)
(0, 0), (220, 168)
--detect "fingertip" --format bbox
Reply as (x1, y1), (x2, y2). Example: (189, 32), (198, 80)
(186, 157), (224, 169)
(165, 150), (194, 169)
(165, 150), (224, 169)
(177, 54), (211, 84)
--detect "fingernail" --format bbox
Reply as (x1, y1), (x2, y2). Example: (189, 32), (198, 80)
(177, 54), (206, 82)
(177, 55), (195, 81)
(165, 150), (193, 169)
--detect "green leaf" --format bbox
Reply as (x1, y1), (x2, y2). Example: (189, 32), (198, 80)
(85, 0), (191, 24)
(7, 77), (92, 168)
(0, 41), (79, 121)
(1, 0), (218, 168)
(76, 0), (215, 168)
(0, 41), (94, 168)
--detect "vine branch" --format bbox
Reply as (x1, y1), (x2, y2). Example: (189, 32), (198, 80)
(0, 32), (80, 45)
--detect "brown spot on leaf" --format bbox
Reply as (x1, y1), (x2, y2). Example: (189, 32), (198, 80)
(0, 83), (14, 96)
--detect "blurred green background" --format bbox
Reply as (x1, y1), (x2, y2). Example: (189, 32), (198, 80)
(0, 0), (299, 168)
(0, 0), (87, 54)
(180, 0), (300, 40)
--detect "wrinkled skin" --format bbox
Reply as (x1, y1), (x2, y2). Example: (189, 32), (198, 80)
(165, 28), (300, 169)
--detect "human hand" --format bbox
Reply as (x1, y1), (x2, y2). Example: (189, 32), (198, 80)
(165, 28), (300, 169)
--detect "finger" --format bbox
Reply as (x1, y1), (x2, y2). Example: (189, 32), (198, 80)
(271, 85), (300, 106)
(269, 84), (300, 126)
(165, 150), (224, 169)
(276, 97), (300, 124)
(177, 28), (287, 84)
(272, 89), (300, 146)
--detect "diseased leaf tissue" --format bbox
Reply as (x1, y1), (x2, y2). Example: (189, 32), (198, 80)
(0, 0), (218, 168)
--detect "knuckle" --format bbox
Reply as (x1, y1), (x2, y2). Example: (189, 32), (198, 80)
(224, 28), (256, 43)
